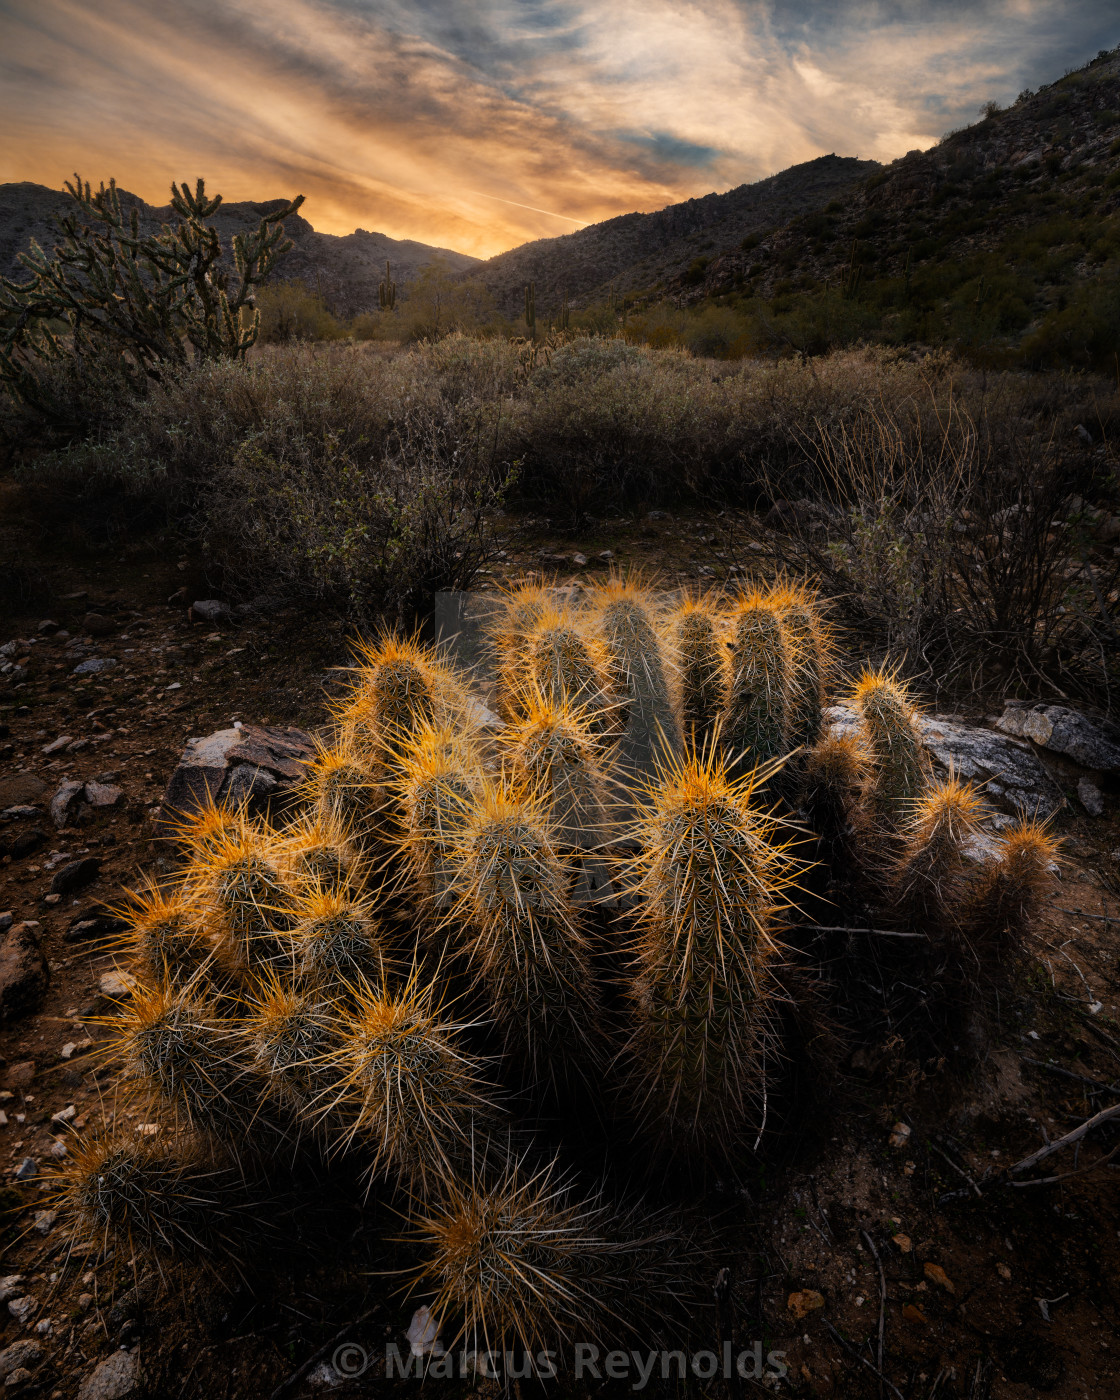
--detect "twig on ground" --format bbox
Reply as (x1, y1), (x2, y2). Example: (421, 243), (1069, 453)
(821, 1318), (905, 1400)
(928, 1141), (983, 1198)
(1052, 908), (1119, 923)
(1019, 1055), (1120, 1095)
(799, 924), (928, 939)
(1008, 1101), (1120, 1179)
(860, 1229), (887, 1395)
(268, 1308), (378, 1400)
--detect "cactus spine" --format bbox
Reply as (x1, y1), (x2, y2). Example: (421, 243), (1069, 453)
(393, 721), (485, 914)
(960, 820), (1059, 953)
(489, 581), (554, 719)
(891, 776), (986, 929)
(526, 605), (617, 735)
(769, 583), (828, 753)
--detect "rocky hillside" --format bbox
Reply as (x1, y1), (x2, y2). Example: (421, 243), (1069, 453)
(463, 154), (880, 320)
(665, 46), (1120, 365)
(0, 182), (478, 316)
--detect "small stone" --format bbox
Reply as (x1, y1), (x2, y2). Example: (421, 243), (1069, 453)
(902, 1303), (929, 1325)
(1077, 778), (1104, 817)
(40, 737), (72, 756)
(888, 1122), (911, 1148)
(924, 1262), (955, 1294)
(98, 970), (137, 1001)
(7, 1296), (36, 1324)
(76, 1349), (143, 1400)
(0, 1340), (40, 1380)
(165, 682), (181, 692)
(33, 1318), (51, 1337)
(0, 915), (11, 933)
(14, 1158), (36, 1181)
(82, 614), (116, 637)
(135, 1124), (160, 1137)
(892, 1233), (912, 1253)
(61, 1039), (92, 1060)
(571, 553), (588, 567)
(83, 783), (122, 809)
(4, 1062), (35, 1090)
(42, 895), (61, 908)
(50, 1105), (76, 1124)
(190, 600), (231, 624)
(37, 621), (58, 635)
(46, 1140), (66, 1159)
(71, 658), (117, 677)
(48, 857), (100, 896)
(787, 1290), (825, 1319)
(78, 1293), (93, 1312)
(597, 550), (614, 562)
(32, 1210), (56, 1236)
(997, 1262), (1012, 1280)
(0, 1279), (25, 1305)
(5, 1367), (33, 1387)
(647, 510), (670, 521)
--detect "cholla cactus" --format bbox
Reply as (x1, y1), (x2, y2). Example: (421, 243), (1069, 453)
(891, 776), (986, 928)
(590, 576), (680, 771)
(448, 778), (601, 1084)
(316, 969), (495, 1194)
(848, 667), (930, 827)
(669, 596), (727, 747)
(404, 1152), (687, 1356)
(722, 593), (793, 777)
(625, 746), (798, 1156)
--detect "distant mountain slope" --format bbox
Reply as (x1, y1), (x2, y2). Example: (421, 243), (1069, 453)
(663, 47), (1120, 365)
(0, 183), (479, 314)
(464, 154), (881, 319)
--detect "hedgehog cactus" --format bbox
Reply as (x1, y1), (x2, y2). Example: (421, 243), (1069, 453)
(448, 778), (601, 1084)
(241, 973), (343, 1130)
(670, 596), (727, 748)
(490, 581), (554, 718)
(120, 880), (213, 993)
(281, 812), (361, 896)
(404, 1153), (685, 1357)
(960, 819), (1059, 953)
(722, 594), (793, 778)
(590, 577), (680, 771)
(526, 605), (617, 735)
(306, 741), (381, 851)
(288, 884), (386, 993)
(342, 634), (461, 764)
(188, 820), (295, 975)
(891, 776), (986, 928)
(801, 733), (870, 873)
(393, 721), (485, 913)
(769, 583), (829, 753)
(849, 667), (930, 828)
(626, 747), (796, 1155)
(317, 969), (494, 1194)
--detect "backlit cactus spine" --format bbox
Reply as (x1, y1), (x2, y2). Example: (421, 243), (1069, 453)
(392, 721), (485, 915)
(959, 819), (1059, 954)
(669, 595), (727, 748)
(848, 667), (931, 828)
(722, 593), (792, 778)
(591, 577), (680, 774)
(769, 582), (829, 753)
(891, 776), (986, 929)
(526, 604), (617, 735)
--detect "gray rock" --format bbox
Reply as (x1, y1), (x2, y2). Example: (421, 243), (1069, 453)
(997, 703), (1120, 774)
(0, 924), (49, 1022)
(40, 736), (72, 755)
(49, 780), (86, 829)
(48, 857), (100, 896)
(83, 613), (116, 637)
(1077, 777), (1105, 818)
(84, 782), (122, 808)
(190, 599), (231, 624)
(0, 913), (10, 933)
(824, 706), (1062, 817)
(571, 553), (588, 567)
(0, 776), (47, 808)
(7, 1295), (36, 1324)
(0, 1342), (40, 1384)
(0, 1279), (24, 1305)
(1, 807), (40, 822)
(77, 1351), (143, 1400)
(71, 658), (117, 676)
(6, 1364), (34, 1386)
(158, 723), (315, 839)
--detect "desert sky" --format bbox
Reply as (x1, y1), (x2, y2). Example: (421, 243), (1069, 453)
(1, 0), (1117, 257)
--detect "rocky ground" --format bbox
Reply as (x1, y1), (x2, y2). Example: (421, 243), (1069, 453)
(1, 497), (1118, 1398)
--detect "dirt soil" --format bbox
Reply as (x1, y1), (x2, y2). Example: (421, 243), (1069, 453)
(1, 491), (1118, 1399)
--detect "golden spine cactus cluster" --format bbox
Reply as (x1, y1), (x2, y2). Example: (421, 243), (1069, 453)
(769, 581), (830, 754)
(448, 779), (601, 1084)
(393, 720), (485, 914)
(625, 746), (796, 1155)
(490, 581), (553, 718)
(960, 820), (1059, 952)
(525, 604), (617, 734)
(891, 776), (987, 928)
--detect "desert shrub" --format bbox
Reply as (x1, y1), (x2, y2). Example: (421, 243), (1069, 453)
(255, 280), (347, 343)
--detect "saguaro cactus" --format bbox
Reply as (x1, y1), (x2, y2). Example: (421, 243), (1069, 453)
(379, 260), (396, 311)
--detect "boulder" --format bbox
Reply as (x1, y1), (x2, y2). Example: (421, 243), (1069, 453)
(84, 782), (123, 808)
(71, 657), (117, 676)
(0, 1341), (39, 1383)
(824, 706), (1062, 817)
(189, 599), (231, 624)
(157, 723), (314, 837)
(996, 702), (1120, 774)
(0, 923), (48, 1021)
(48, 857), (101, 897)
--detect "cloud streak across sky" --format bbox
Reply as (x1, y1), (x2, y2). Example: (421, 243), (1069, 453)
(1, 1), (1117, 256)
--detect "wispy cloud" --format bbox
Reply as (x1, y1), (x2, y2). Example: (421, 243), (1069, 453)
(0, 0), (1114, 255)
